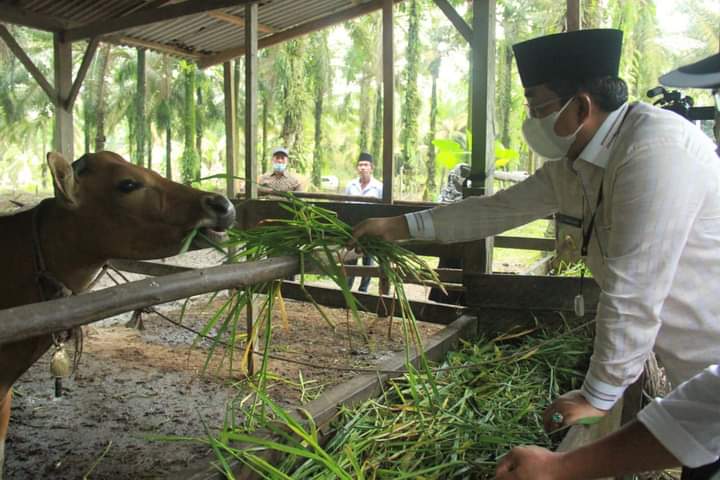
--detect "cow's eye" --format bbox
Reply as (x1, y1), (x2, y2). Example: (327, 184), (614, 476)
(117, 179), (143, 193)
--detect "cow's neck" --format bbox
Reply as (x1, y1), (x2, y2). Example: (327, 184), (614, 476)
(36, 201), (106, 294)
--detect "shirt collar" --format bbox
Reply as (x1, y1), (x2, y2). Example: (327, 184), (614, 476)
(577, 102), (629, 169)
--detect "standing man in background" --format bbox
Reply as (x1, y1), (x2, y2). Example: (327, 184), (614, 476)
(344, 152), (383, 292)
(258, 147), (302, 194)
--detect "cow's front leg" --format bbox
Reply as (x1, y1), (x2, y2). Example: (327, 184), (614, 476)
(0, 389), (11, 480)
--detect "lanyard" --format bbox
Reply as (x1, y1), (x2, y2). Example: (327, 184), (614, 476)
(576, 182), (604, 316)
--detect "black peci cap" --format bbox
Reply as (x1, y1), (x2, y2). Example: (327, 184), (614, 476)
(358, 152), (373, 164)
(660, 54), (720, 89)
(513, 29), (624, 88)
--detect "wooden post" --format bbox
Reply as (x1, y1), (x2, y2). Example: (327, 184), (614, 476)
(244, 2), (259, 376)
(566, 0), (580, 31)
(244, 2), (258, 200)
(223, 61), (237, 198)
(464, 0), (495, 275)
(381, 0), (394, 203)
(53, 32), (74, 159)
(136, 47), (146, 167)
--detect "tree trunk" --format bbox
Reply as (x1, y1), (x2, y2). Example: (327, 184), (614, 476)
(370, 81), (382, 163)
(147, 126), (153, 170)
(261, 94), (269, 174)
(94, 44), (112, 152)
(398, 0), (421, 193)
(312, 95), (323, 188)
(500, 41), (513, 150)
(135, 47), (146, 167)
(180, 63), (198, 185)
(424, 58), (440, 201)
(195, 81), (203, 179)
(165, 127), (172, 180)
(358, 75), (370, 152)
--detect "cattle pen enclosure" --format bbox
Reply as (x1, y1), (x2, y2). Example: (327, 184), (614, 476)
(0, 195), (640, 480)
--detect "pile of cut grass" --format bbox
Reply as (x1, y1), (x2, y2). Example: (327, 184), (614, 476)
(200, 324), (592, 479)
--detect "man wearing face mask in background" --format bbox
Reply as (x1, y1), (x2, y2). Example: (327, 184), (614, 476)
(352, 28), (720, 474)
(258, 147), (302, 194)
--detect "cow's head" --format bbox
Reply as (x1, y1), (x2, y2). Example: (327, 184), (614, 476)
(47, 151), (235, 260)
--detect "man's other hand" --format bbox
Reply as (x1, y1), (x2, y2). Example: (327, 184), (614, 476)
(495, 446), (566, 480)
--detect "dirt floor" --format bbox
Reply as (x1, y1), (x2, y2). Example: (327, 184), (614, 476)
(5, 281), (443, 479)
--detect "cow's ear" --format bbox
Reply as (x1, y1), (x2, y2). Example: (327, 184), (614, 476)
(47, 152), (80, 208)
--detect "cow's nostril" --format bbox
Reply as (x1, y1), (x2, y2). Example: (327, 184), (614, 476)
(202, 195), (236, 228)
(205, 195), (231, 215)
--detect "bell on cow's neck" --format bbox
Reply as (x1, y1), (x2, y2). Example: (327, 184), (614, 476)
(50, 343), (72, 379)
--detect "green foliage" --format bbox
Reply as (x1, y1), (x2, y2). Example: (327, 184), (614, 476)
(432, 137), (519, 171)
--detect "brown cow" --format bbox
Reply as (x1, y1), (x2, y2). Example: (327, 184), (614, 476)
(0, 151), (236, 477)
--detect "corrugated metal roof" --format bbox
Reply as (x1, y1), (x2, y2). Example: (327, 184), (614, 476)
(2, 0), (386, 66)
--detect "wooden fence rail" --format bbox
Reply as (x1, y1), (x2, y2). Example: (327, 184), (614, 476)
(0, 256), (299, 345)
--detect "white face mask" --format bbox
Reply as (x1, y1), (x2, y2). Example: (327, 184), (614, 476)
(522, 97), (583, 160)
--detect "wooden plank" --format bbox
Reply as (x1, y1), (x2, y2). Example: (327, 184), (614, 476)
(463, 273), (600, 313)
(223, 61), (237, 197)
(197, 0), (403, 69)
(207, 11), (276, 33)
(53, 32), (74, 159)
(244, 2), (258, 200)
(0, 256), (300, 345)
(432, 0), (472, 44)
(494, 236), (554, 251)
(115, 36), (201, 59)
(65, 37), (99, 109)
(0, 25), (56, 103)
(0, 4), (73, 31)
(180, 313), (479, 479)
(281, 283), (465, 325)
(566, 0), (581, 31)
(63, 0), (254, 42)
(306, 313), (478, 427)
(382, 0), (394, 203)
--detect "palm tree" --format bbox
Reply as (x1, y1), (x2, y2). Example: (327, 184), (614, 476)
(307, 30), (333, 189)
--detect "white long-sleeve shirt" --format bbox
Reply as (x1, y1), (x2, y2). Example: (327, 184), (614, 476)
(638, 364), (720, 468)
(406, 102), (720, 410)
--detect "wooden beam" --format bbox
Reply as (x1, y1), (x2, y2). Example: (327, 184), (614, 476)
(223, 61), (238, 197)
(198, 0), (402, 69)
(0, 256), (300, 346)
(432, 0), (472, 44)
(244, 2), (258, 200)
(382, 0), (394, 203)
(63, 0), (254, 42)
(463, 273), (600, 314)
(0, 25), (56, 103)
(207, 11), (276, 34)
(65, 37), (100, 110)
(464, 0), (496, 275)
(115, 36), (201, 59)
(0, 4), (72, 31)
(566, 0), (581, 31)
(53, 32), (74, 159)
(244, 1), (259, 376)
(281, 282), (464, 325)
(109, 260), (192, 276)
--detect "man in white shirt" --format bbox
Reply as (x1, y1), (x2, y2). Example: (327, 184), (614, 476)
(353, 29), (720, 478)
(344, 152), (383, 292)
(494, 364), (720, 480)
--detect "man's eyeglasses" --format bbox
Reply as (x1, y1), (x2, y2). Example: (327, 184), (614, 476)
(525, 96), (570, 118)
